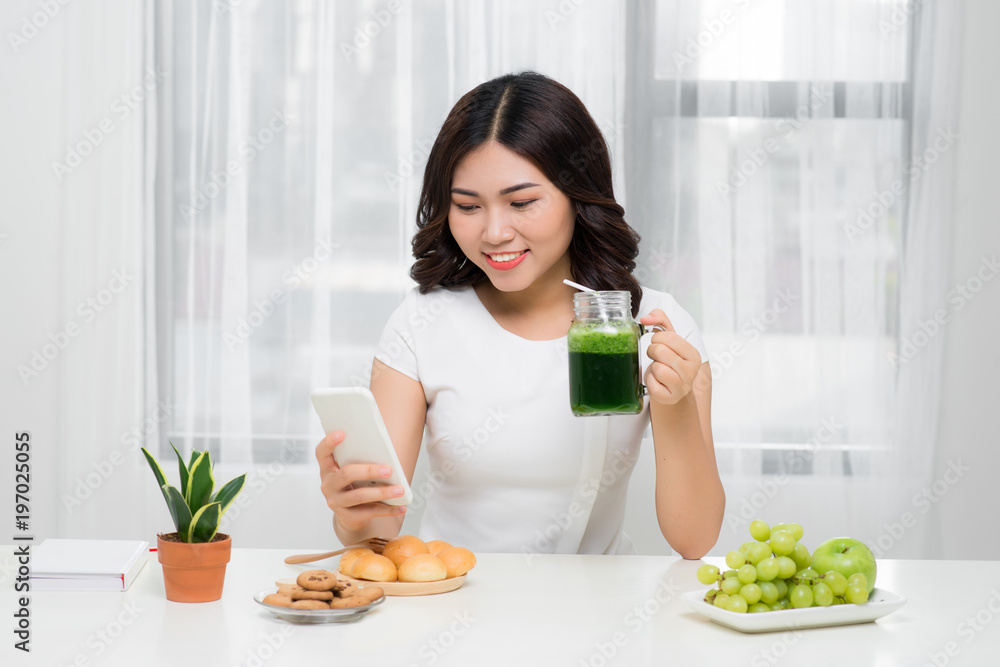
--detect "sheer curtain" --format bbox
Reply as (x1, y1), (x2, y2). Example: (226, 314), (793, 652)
(151, 0), (628, 548)
(630, 0), (962, 555)
(151, 0), (962, 554)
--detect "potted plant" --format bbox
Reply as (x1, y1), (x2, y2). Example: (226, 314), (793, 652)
(142, 444), (246, 602)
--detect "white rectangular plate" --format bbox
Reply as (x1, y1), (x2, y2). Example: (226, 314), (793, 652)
(681, 587), (906, 633)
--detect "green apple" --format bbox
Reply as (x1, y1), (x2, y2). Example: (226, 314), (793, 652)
(811, 538), (877, 593)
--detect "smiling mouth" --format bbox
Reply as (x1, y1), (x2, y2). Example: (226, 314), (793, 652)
(483, 250), (529, 270)
(486, 251), (527, 262)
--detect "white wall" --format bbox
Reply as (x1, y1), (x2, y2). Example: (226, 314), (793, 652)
(0, 0), (80, 546)
(0, 0), (152, 549)
(927, 0), (1000, 560)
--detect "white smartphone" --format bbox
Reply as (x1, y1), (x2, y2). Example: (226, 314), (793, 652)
(310, 387), (412, 506)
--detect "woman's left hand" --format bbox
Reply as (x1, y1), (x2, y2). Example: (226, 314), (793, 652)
(639, 309), (703, 406)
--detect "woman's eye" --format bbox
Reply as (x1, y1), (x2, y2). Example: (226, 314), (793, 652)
(454, 203), (479, 212)
(511, 200), (537, 209)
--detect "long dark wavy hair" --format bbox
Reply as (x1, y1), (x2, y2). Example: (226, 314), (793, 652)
(410, 71), (642, 316)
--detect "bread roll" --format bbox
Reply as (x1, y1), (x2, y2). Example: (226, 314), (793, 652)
(425, 540), (452, 557)
(436, 546), (476, 578)
(383, 535), (429, 567)
(339, 548), (374, 577)
(397, 553), (447, 582)
(351, 553), (398, 582)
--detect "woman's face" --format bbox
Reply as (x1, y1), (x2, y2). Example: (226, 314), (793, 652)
(448, 141), (575, 294)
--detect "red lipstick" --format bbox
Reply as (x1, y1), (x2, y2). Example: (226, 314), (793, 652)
(483, 250), (529, 271)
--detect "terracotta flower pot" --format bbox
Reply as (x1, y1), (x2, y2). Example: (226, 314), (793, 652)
(157, 533), (232, 602)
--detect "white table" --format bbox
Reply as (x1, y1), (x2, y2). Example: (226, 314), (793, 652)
(3, 547), (999, 666)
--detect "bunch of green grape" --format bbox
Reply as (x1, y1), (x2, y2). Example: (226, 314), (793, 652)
(696, 521), (870, 613)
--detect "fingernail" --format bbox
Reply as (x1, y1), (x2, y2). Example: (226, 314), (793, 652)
(397, 506), (407, 514)
(379, 466), (391, 477)
(392, 487), (404, 497)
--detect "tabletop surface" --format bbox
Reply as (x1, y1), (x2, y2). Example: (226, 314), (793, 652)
(2, 546), (999, 666)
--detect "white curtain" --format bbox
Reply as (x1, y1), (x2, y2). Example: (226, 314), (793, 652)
(893, 1), (964, 556)
(151, 0), (628, 548)
(640, 0), (962, 556)
(150, 0), (963, 554)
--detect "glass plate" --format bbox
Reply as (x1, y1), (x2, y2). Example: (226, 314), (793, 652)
(681, 587), (906, 633)
(253, 588), (385, 624)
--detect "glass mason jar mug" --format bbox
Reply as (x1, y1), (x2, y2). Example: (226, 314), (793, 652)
(567, 291), (663, 416)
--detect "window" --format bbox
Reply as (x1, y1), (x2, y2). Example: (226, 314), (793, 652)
(627, 0), (914, 475)
(155, 0), (917, 481)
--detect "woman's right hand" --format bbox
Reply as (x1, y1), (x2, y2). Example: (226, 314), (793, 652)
(315, 430), (408, 533)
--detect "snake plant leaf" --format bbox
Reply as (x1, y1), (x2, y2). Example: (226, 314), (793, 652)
(188, 450), (200, 474)
(162, 483), (193, 537)
(171, 442), (190, 498)
(141, 448), (171, 505)
(212, 474), (247, 516)
(185, 451), (215, 511)
(188, 502), (222, 543)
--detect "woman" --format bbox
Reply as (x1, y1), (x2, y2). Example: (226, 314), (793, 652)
(317, 72), (724, 558)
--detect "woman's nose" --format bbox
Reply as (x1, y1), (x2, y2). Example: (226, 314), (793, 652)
(482, 208), (515, 245)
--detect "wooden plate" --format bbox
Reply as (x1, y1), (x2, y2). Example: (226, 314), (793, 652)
(276, 573), (466, 597)
(340, 573), (466, 596)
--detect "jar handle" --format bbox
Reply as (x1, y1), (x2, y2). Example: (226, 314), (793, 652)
(638, 323), (666, 337)
(637, 323), (666, 396)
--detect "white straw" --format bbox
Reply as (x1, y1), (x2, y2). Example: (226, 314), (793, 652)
(563, 279), (596, 292)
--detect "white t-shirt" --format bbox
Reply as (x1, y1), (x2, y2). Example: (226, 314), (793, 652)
(375, 285), (708, 555)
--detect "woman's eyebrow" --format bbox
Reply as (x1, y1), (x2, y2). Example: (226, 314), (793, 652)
(499, 182), (539, 195)
(450, 182), (540, 197)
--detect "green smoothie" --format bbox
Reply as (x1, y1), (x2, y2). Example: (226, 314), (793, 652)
(568, 324), (642, 415)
